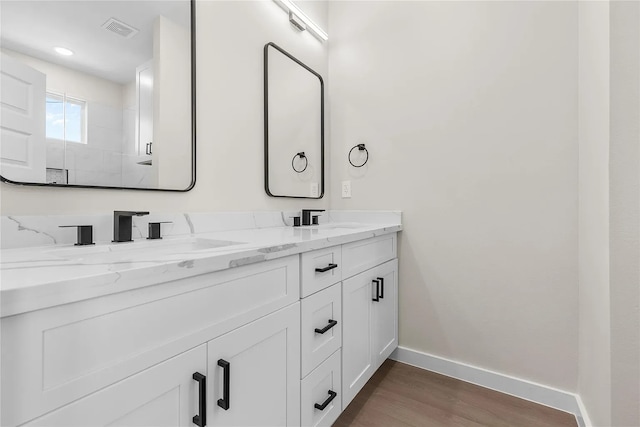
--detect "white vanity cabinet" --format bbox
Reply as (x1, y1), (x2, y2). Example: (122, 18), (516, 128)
(22, 345), (207, 427)
(299, 233), (398, 425)
(299, 248), (344, 427)
(1, 230), (399, 427)
(206, 303), (301, 427)
(342, 258), (398, 407)
(1, 255), (300, 427)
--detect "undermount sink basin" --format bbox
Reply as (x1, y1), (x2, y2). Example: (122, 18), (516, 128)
(48, 237), (244, 264)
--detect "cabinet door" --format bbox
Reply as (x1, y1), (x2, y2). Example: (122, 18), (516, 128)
(341, 272), (375, 408)
(207, 303), (300, 427)
(23, 345), (206, 427)
(372, 259), (398, 368)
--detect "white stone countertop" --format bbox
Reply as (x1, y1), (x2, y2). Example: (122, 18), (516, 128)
(1, 219), (401, 317)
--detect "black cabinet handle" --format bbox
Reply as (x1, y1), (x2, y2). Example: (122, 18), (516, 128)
(217, 359), (230, 410)
(377, 277), (385, 299)
(372, 279), (380, 302)
(146, 142), (153, 155)
(315, 319), (338, 334)
(315, 263), (338, 273)
(314, 390), (337, 411)
(192, 372), (206, 427)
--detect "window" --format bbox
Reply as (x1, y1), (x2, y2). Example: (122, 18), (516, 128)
(46, 92), (86, 143)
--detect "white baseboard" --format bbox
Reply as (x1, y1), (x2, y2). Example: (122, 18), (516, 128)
(390, 346), (584, 421)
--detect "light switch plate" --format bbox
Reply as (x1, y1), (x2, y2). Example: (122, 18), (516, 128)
(341, 180), (351, 198)
(310, 182), (319, 198)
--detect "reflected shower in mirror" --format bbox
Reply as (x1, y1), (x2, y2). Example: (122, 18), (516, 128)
(0, 0), (194, 191)
(264, 42), (324, 199)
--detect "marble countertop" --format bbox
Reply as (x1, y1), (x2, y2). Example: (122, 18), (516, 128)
(1, 220), (401, 317)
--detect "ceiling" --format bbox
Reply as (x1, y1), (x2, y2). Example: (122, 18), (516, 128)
(0, 0), (190, 84)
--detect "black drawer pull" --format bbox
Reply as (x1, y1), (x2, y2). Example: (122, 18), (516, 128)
(314, 390), (337, 411)
(315, 263), (338, 273)
(217, 359), (230, 410)
(315, 319), (338, 334)
(372, 279), (380, 302)
(192, 372), (206, 426)
(377, 277), (385, 299)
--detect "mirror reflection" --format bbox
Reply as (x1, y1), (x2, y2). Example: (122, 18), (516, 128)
(0, 0), (194, 190)
(264, 42), (324, 199)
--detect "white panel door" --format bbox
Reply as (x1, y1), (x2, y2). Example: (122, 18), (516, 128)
(0, 53), (46, 182)
(207, 303), (301, 427)
(372, 259), (399, 368)
(341, 270), (375, 409)
(23, 345), (207, 427)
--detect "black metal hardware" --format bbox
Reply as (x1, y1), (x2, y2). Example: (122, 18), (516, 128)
(59, 225), (94, 246)
(217, 359), (230, 410)
(312, 215), (319, 225)
(348, 144), (369, 168)
(264, 42), (324, 199)
(315, 319), (338, 334)
(147, 222), (172, 240)
(372, 279), (380, 302)
(291, 152), (308, 173)
(314, 390), (337, 411)
(145, 142), (153, 155)
(192, 372), (206, 427)
(377, 277), (385, 299)
(302, 209), (325, 226)
(291, 216), (301, 227)
(113, 211), (150, 242)
(315, 263), (338, 273)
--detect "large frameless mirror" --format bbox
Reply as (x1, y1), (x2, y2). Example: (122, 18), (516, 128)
(0, 0), (195, 191)
(264, 42), (324, 199)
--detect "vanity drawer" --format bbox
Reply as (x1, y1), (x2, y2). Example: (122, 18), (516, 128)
(1, 255), (299, 427)
(300, 245), (342, 297)
(301, 349), (342, 427)
(301, 282), (342, 377)
(342, 233), (397, 279)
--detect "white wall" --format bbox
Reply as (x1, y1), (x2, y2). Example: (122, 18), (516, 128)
(577, 2), (611, 425)
(609, 2), (640, 425)
(577, 3), (640, 425)
(328, 1), (579, 391)
(0, 1), (329, 214)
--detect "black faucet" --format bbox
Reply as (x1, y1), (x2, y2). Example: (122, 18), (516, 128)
(113, 211), (149, 242)
(301, 209), (325, 226)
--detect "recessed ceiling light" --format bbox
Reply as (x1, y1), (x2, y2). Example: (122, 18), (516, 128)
(54, 47), (74, 56)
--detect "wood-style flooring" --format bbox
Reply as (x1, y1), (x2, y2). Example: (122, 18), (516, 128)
(334, 360), (577, 427)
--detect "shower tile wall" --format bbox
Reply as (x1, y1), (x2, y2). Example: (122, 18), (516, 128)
(44, 101), (152, 187)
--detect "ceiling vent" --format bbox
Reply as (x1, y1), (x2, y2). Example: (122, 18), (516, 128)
(101, 18), (139, 39)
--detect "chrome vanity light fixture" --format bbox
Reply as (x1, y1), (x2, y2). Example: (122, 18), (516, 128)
(273, 0), (328, 42)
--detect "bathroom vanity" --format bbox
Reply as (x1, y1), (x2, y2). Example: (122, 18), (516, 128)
(0, 212), (401, 427)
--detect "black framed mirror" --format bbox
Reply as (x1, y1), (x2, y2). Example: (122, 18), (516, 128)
(0, 0), (196, 191)
(264, 42), (324, 199)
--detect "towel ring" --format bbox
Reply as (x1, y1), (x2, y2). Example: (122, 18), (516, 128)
(348, 144), (369, 168)
(292, 152), (308, 173)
